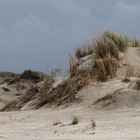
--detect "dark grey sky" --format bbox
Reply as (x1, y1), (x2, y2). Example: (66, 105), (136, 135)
(0, 0), (140, 73)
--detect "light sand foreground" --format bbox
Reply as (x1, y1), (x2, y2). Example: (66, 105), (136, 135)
(0, 106), (140, 140)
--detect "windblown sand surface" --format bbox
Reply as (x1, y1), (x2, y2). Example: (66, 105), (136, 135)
(126, 47), (140, 69)
(0, 107), (140, 140)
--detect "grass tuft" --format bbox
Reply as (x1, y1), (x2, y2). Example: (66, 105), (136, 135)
(94, 31), (129, 59)
(75, 45), (94, 59)
(71, 116), (79, 125)
(94, 56), (119, 81)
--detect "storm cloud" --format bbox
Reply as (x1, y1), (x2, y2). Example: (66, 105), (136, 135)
(0, 0), (140, 73)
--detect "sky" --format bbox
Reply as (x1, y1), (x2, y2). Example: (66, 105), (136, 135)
(0, 0), (140, 73)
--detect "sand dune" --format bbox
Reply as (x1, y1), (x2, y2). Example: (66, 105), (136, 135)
(0, 77), (140, 139)
(0, 33), (140, 139)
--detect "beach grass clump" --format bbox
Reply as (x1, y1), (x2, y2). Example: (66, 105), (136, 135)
(70, 31), (140, 82)
(75, 45), (94, 60)
(94, 56), (119, 81)
(71, 116), (79, 125)
(94, 31), (129, 59)
(69, 31), (132, 78)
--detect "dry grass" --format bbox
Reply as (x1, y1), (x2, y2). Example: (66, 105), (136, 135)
(94, 56), (119, 81)
(2, 77), (54, 111)
(69, 31), (140, 82)
(75, 45), (94, 59)
(69, 45), (94, 77)
(32, 72), (90, 108)
(15, 77), (54, 109)
(69, 31), (133, 80)
(69, 54), (79, 77)
(11, 71), (89, 110)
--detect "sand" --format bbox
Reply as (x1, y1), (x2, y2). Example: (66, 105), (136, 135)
(0, 106), (140, 140)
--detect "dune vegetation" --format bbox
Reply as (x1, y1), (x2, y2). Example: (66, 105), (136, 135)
(1, 30), (140, 111)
